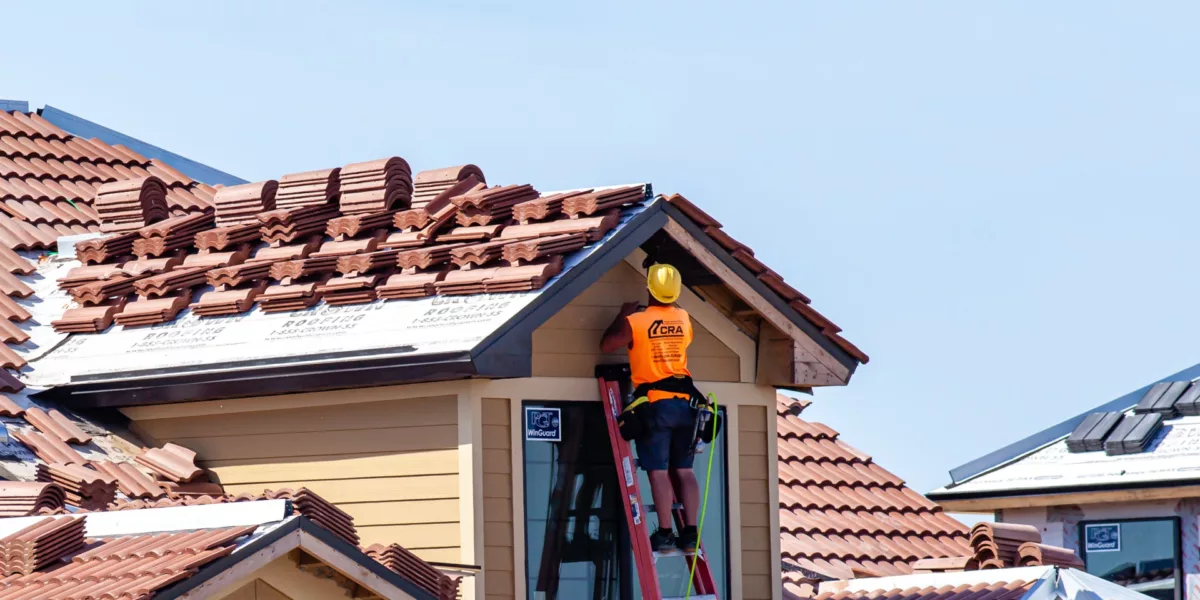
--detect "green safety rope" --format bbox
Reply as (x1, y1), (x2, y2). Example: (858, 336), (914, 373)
(683, 392), (719, 600)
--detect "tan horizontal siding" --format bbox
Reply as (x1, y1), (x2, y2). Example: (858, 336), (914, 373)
(740, 404), (772, 600)
(130, 394), (461, 562)
(482, 398), (515, 600)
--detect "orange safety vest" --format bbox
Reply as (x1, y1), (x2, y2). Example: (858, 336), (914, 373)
(626, 305), (693, 402)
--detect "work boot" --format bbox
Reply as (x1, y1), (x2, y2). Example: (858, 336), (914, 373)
(677, 526), (698, 552)
(649, 528), (677, 552)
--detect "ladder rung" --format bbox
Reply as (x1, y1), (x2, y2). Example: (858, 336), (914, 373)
(664, 596), (718, 600)
(652, 549), (703, 559)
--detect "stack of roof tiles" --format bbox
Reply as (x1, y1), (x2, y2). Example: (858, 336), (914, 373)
(276, 168), (339, 209)
(411, 164), (485, 209)
(365, 543), (462, 600)
(1068, 379), (1199, 456)
(38, 160), (665, 329)
(134, 443), (204, 483)
(0, 482), (65, 517)
(907, 523), (1083, 575)
(35, 463), (118, 511)
(777, 395), (969, 580)
(0, 515), (85, 576)
(93, 176), (170, 233)
(338, 157), (412, 214)
(213, 180), (278, 227)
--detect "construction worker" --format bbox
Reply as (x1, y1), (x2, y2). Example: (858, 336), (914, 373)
(600, 263), (702, 553)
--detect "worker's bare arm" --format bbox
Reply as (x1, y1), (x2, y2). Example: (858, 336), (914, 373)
(599, 301), (639, 353)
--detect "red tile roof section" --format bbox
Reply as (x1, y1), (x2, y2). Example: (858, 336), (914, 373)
(667, 194), (868, 363)
(778, 394), (969, 580)
(134, 443), (203, 483)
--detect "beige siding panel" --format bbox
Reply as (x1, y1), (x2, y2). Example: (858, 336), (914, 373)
(485, 521), (514, 546)
(483, 425), (510, 450)
(180, 425), (458, 461)
(357, 522), (461, 548)
(742, 551), (772, 575)
(483, 473), (513, 499)
(739, 431), (768, 456)
(205, 450), (458, 484)
(223, 475), (457, 504)
(132, 393), (464, 572)
(486, 570), (515, 598)
(531, 261), (741, 381)
(134, 396), (456, 439)
(739, 454), (769, 480)
(482, 397), (515, 600)
(339, 499), (460, 526)
(744, 574), (773, 600)
(739, 405), (772, 600)
(741, 502), (770, 528)
(482, 451), (512, 475)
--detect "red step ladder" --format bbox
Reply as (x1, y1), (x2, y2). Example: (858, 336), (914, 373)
(596, 365), (720, 600)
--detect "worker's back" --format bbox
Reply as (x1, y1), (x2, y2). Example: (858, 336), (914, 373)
(627, 305), (693, 401)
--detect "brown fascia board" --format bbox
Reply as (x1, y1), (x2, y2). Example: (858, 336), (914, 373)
(660, 202), (861, 375)
(42, 190), (666, 409)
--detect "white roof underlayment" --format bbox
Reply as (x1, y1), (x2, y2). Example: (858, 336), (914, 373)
(25, 189), (651, 387)
(931, 408), (1200, 497)
(832, 566), (1154, 600)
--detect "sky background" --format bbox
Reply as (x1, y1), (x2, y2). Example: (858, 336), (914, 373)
(5, 1), (1200, 501)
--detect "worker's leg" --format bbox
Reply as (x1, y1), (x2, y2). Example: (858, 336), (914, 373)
(665, 398), (702, 550)
(646, 469), (677, 527)
(635, 407), (678, 550)
(672, 468), (700, 527)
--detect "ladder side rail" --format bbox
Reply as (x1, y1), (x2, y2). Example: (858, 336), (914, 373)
(598, 375), (663, 600)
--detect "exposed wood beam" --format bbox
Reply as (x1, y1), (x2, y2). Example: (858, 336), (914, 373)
(662, 217), (850, 385)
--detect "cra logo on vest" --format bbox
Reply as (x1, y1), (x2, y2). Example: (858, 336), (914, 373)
(647, 319), (687, 339)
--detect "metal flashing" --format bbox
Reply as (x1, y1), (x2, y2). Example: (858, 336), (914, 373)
(38, 105), (247, 187)
(0, 100), (30, 112)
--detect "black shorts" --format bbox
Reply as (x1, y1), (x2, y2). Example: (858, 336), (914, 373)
(635, 398), (698, 471)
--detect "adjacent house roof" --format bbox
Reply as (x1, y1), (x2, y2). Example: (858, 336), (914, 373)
(0, 495), (453, 600)
(933, 362), (1200, 506)
(777, 394), (970, 582)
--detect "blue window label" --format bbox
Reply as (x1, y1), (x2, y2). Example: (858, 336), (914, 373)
(1085, 523), (1120, 553)
(525, 407), (561, 442)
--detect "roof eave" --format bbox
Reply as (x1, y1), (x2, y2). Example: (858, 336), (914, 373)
(661, 202), (862, 376)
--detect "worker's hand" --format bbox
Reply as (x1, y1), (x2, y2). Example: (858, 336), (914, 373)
(618, 301), (641, 316)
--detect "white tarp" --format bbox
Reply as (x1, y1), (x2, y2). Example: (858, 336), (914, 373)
(934, 411), (1200, 496)
(27, 194), (652, 386)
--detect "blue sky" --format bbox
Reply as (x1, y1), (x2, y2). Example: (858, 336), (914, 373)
(6, 2), (1200, 498)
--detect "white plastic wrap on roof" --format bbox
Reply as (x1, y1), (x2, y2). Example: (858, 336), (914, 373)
(933, 410), (1200, 496)
(26, 196), (652, 386)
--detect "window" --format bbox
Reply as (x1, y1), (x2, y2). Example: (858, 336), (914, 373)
(1078, 518), (1180, 600)
(522, 401), (729, 600)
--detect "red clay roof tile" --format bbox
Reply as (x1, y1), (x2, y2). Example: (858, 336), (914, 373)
(778, 395), (968, 581)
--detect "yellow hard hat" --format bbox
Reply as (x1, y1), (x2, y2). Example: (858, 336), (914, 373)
(647, 263), (682, 303)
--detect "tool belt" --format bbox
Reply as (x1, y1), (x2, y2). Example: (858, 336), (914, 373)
(618, 375), (722, 443)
